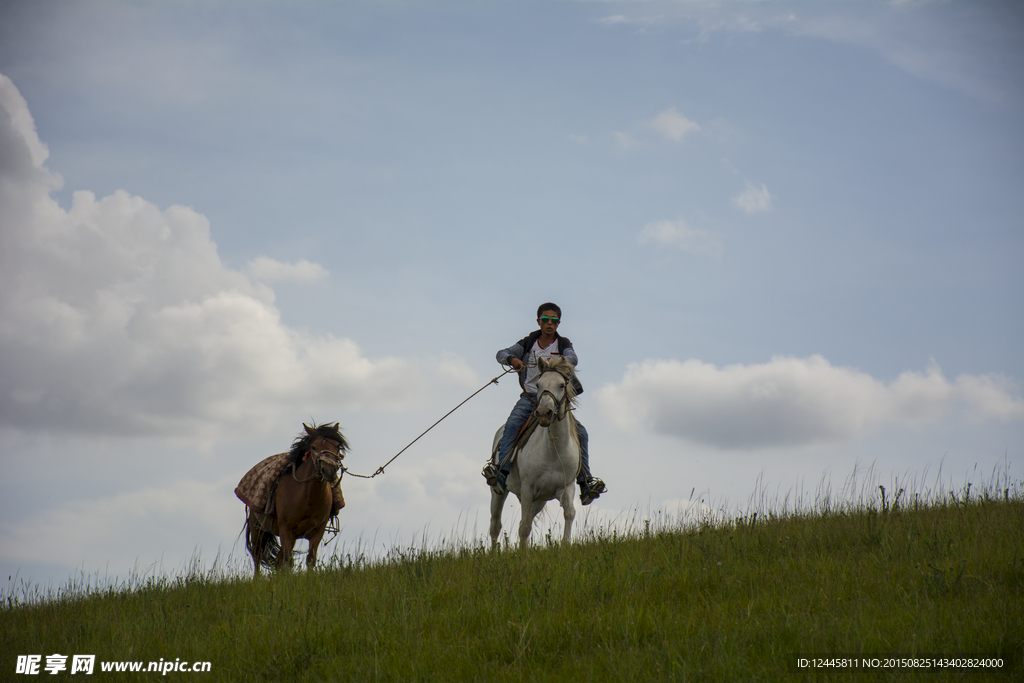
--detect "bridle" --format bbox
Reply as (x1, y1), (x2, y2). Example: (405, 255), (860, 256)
(291, 437), (343, 484)
(535, 369), (572, 422)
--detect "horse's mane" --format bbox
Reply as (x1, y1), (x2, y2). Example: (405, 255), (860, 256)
(538, 356), (580, 409)
(287, 422), (349, 466)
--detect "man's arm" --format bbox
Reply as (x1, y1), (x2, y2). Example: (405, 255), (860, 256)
(557, 336), (579, 367)
(496, 338), (527, 367)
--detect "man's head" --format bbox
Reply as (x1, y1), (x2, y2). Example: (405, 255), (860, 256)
(537, 302), (561, 336)
(537, 302), (561, 319)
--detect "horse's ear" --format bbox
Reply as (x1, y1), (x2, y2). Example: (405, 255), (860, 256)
(538, 357), (550, 371)
(304, 423), (316, 436)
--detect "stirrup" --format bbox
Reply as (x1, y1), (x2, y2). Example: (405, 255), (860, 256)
(580, 477), (606, 506)
(482, 462), (499, 487)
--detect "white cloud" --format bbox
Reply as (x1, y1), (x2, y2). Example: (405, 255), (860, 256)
(597, 13), (670, 30)
(601, 5), (1020, 108)
(0, 75), (424, 439)
(638, 219), (723, 258)
(650, 107), (701, 142)
(0, 478), (239, 567)
(787, 5), (1018, 107)
(597, 356), (1024, 450)
(0, 76), (52, 170)
(615, 131), (638, 149)
(246, 256), (329, 283)
(616, 108), (699, 149)
(733, 181), (772, 213)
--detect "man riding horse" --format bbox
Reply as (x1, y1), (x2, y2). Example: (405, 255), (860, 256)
(483, 302), (606, 505)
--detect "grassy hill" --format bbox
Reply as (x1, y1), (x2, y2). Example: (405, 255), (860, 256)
(3, 478), (1022, 681)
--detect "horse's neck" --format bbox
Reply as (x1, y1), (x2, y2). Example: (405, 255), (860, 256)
(536, 411), (577, 458)
(293, 457), (329, 497)
(547, 412), (573, 439)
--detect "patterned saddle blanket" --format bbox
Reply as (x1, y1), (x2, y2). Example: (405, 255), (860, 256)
(235, 452), (291, 512)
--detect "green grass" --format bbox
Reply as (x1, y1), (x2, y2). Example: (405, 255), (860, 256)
(3, 469), (1022, 682)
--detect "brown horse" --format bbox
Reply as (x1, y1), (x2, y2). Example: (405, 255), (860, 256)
(245, 422), (348, 575)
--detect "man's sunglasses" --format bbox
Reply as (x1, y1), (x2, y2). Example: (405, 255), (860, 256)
(539, 316), (560, 324)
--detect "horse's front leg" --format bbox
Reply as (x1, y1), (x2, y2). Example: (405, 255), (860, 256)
(517, 484), (536, 549)
(560, 485), (576, 545)
(306, 523), (327, 570)
(277, 526), (296, 571)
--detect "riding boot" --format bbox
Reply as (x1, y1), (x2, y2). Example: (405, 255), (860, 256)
(575, 420), (592, 482)
(573, 420), (605, 504)
(482, 462), (509, 494)
(580, 477), (606, 506)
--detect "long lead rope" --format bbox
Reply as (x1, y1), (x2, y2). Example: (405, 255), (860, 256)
(342, 366), (517, 479)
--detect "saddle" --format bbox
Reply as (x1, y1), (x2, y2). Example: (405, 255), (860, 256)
(493, 412), (582, 479)
(494, 414), (542, 470)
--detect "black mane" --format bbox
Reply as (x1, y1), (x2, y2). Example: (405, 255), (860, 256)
(286, 422), (349, 466)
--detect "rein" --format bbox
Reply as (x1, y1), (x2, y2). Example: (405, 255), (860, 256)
(490, 366), (576, 472)
(341, 366), (517, 479)
(536, 384), (571, 421)
(535, 369), (577, 482)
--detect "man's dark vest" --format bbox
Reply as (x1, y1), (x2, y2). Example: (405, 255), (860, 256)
(515, 330), (584, 396)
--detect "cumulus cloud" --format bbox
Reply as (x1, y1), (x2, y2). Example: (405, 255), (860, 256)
(615, 131), (638, 149)
(597, 13), (670, 30)
(246, 256), (329, 283)
(650, 107), (701, 142)
(638, 219), (723, 258)
(0, 74), (422, 438)
(733, 181), (772, 213)
(0, 478), (238, 566)
(788, 4), (1019, 108)
(616, 107), (700, 149)
(604, 4), (1019, 107)
(597, 356), (1024, 450)
(0, 81), (51, 171)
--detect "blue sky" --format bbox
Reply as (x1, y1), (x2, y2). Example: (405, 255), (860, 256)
(1, 0), (1022, 590)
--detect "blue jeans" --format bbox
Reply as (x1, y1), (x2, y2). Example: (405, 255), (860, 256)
(497, 393), (592, 484)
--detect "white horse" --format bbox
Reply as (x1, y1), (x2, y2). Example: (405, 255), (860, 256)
(489, 356), (581, 548)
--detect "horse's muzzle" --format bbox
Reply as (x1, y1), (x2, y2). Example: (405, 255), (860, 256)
(321, 465), (340, 484)
(535, 404), (554, 427)
(314, 451), (342, 485)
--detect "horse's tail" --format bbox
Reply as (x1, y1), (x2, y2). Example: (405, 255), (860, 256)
(244, 509), (280, 571)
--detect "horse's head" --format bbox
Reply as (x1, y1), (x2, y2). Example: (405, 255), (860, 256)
(301, 422), (348, 485)
(534, 357), (578, 427)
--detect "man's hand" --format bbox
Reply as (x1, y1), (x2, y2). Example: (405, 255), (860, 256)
(508, 358), (524, 370)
